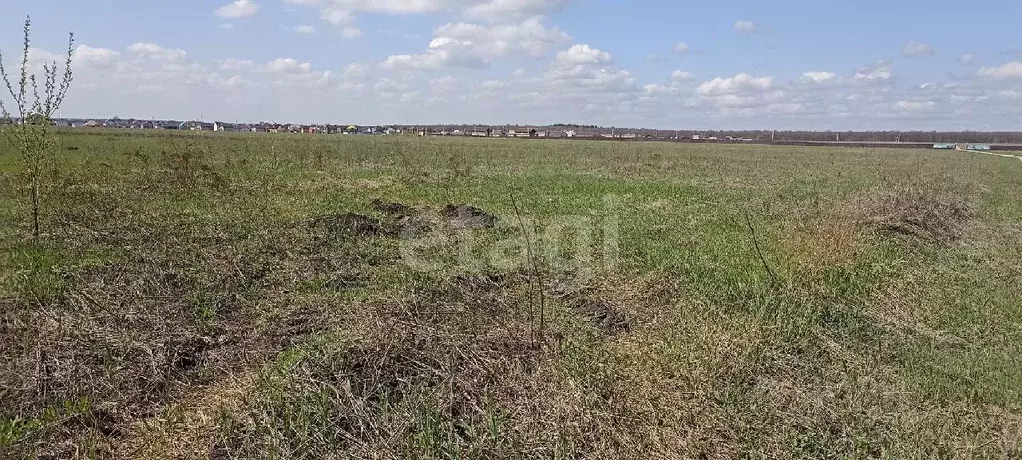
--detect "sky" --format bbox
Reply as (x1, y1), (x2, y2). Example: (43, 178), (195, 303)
(2, 0), (1021, 130)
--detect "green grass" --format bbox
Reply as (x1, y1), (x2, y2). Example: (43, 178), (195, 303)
(2, 130), (1021, 458)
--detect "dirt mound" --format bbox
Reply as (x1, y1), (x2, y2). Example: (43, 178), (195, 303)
(568, 298), (631, 335)
(849, 187), (975, 244)
(365, 200), (499, 236)
(308, 213), (385, 237)
(371, 199), (413, 216)
(368, 200), (433, 236)
(442, 204), (498, 230)
(393, 215), (433, 237)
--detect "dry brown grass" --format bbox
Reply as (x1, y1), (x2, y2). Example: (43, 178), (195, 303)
(845, 185), (975, 245)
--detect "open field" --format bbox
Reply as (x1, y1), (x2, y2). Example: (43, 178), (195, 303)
(2, 130), (1022, 458)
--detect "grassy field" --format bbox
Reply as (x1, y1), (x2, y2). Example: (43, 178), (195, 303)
(2, 130), (1021, 458)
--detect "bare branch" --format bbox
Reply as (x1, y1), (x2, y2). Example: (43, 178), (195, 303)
(744, 211), (779, 288)
(54, 32), (74, 114)
(17, 16), (31, 120)
(0, 45), (16, 116)
(30, 74), (41, 117)
(43, 62), (56, 116)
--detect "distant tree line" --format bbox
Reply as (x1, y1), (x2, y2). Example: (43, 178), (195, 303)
(648, 130), (1022, 144)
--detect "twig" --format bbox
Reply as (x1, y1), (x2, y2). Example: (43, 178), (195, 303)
(744, 211), (779, 287)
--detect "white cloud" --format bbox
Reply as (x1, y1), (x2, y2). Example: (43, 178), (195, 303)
(373, 77), (410, 98)
(380, 53), (443, 70)
(341, 62), (371, 80)
(901, 41), (934, 57)
(977, 61), (1022, 80)
(217, 23), (234, 30)
(341, 27), (363, 38)
(768, 103), (805, 114)
(556, 44), (611, 66)
(381, 17), (568, 70)
(854, 60), (892, 83)
(320, 6), (354, 25)
(801, 71), (836, 83)
(264, 58), (313, 74)
(894, 100), (936, 111)
(671, 70), (692, 81)
(437, 19), (569, 58)
(215, 0), (259, 18)
(958, 53), (980, 65)
(127, 43), (187, 61)
(429, 76), (457, 90)
(734, 20), (755, 34)
(283, 0), (568, 38)
(75, 45), (120, 69)
(643, 83), (671, 95)
(480, 79), (510, 90)
(697, 73), (773, 96)
(464, 0), (569, 23)
(295, 25), (318, 34)
(673, 42), (690, 54)
(219, 58), (256, 71)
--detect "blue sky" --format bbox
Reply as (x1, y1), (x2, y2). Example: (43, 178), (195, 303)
(2, 0), (1021, 129)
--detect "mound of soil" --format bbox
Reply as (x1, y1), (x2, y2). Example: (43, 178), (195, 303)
(442, 204), (498, 230)
(371, 199), (413, 216)
(394, 216), (433, 237)
(308, 213), (385, 237)
(569, 298), (630, 335)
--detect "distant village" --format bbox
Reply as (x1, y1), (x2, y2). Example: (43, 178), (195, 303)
(43, 117), (1022, 149)
(49, 117), (754, 141)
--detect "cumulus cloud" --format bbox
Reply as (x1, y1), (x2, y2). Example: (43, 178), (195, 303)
(556, 44), (611, 66)
(800, 71), (836, 84)
(734, 20), (755, 34)
(854, 60), (892, 83)
(219, 58), (256, 71)
(977, 61), (1022, 79)
(75, 45), (120, 69)
(671, 70), (692, 81)
(127, 43), (187, 61)
(295, 25), (317, 34)
(672, 42), (690, 54)
(901, 41), (934, 57)
(381, 17), (568, 70)
(264, 58), (313, 74)
(697, 73), (773, 96)
(215, 0), (259, 18)
(380, 53), (443, 70)
(320, 6), (354, 25)
(341, 63), (371, 80)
